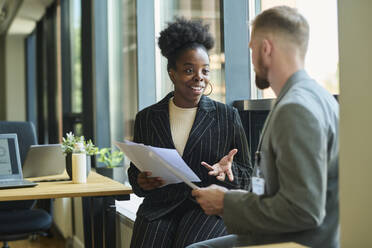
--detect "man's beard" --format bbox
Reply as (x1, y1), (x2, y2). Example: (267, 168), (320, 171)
(255, 54), (270, 90)
(255, 75), (270, 89)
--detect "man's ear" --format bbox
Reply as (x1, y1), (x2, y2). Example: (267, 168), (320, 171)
(261, 39), (272, 57)
(261, 39), (273, 63)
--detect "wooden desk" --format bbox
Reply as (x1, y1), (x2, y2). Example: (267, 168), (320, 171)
(0, 172), (132, 248)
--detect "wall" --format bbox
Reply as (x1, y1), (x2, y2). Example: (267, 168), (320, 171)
(5, 35), (26, 121)
(53, 198), (73, 238)
(73, 198), (85, 248)
(338, 0), (372, 247)
(117, 215), (133, 248)
(53, 197), (85, 248)
(0, 35), (6, 120)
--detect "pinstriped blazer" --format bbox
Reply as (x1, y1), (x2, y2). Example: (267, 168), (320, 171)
(128, 92), (252, 221)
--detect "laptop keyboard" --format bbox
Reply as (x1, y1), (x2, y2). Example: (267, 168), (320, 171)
(0, 179), (37, 189)
(0, 180), (29, 185)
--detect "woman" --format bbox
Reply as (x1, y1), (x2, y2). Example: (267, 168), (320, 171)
(128, 18), (252, 248)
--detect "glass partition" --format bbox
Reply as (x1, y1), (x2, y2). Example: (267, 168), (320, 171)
(155, 0), (225, 103)
(70, 0), (82, 114)
(251, 0), (339, 99)
(108, 0), (138, 144)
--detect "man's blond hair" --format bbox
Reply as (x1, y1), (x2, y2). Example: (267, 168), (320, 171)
(252, 6), (309, 58)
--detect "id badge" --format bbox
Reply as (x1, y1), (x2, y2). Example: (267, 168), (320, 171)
(252, 176), (265, 195)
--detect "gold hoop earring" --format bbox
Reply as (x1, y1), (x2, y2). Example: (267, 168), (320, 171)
(204, 82), (213, 96)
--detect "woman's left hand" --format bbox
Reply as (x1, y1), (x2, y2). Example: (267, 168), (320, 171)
(201, 149), (237, 182)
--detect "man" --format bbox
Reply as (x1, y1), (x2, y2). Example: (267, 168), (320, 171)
(188, 6), (339, 248)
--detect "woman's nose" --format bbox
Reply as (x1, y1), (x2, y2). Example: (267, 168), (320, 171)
(194, 73), (203, 82)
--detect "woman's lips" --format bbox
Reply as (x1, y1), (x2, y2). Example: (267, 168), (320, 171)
(190, 85), (204, 94)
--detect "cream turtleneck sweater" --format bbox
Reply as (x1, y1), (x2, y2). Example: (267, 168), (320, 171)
(169, 97), (198, 156)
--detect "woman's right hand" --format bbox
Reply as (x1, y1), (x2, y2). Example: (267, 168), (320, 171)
(137, 171), (165, 190)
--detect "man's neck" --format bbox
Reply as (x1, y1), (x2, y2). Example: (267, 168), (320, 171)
(268, 56), (304, 96)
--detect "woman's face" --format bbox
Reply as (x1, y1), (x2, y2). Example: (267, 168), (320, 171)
(169, 47), (210, 108)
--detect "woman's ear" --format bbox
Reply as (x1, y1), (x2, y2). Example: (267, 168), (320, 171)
(168, 69), (176, 83)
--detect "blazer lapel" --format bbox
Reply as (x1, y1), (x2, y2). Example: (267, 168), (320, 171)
(150, 93), (175, 148)
(183, 96), (216, 157)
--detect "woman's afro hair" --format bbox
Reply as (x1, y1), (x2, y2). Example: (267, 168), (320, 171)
(158, 17), (215, 59)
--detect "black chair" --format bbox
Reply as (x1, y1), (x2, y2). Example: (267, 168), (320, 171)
(234, 99), (274, 163)
(0, 121), (52, 248)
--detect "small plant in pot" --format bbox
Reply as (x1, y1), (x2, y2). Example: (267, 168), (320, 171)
(62, 132), (99, 179)
(96, 147), (125, 183)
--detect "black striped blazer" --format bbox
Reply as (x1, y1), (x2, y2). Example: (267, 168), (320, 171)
(128, 92), (252, 221)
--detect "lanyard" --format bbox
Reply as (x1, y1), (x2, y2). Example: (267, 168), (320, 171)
(254, 101), (278, 178)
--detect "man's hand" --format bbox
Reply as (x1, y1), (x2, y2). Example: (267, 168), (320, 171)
(137, 171), (165, 190)
(192, 184), (228, 216)
(201, 149), (237, 181)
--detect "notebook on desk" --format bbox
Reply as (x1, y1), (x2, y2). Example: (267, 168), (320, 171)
(22, 144), (66, 178)
(0, 134), (37, 189)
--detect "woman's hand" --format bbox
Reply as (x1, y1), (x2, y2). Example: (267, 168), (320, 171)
(137, 171), (165, 190)
(201, 149), (237, 182)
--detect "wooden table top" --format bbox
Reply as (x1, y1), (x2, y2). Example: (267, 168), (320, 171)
(238, 242), (307, 248)
(0, 171), (132, 201)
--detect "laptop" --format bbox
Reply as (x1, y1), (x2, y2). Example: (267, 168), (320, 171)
(22, 144), (66, 178)
(0, 134), (37, 189)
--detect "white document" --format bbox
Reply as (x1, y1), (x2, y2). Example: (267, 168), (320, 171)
(115, 140), (200, 189)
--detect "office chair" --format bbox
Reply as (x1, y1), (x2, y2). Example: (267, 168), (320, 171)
(0, 121), (52, 248)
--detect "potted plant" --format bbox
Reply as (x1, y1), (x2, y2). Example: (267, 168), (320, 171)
(96, 147), (126, 183)
(62, 132), (99, 179)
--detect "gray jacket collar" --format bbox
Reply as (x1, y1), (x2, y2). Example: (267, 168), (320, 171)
(275, 69), (309, 105)
(256, 70), (310, 153)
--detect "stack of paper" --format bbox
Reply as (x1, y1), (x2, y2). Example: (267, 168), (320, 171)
(115, 140), (200, 189)
(116, 194), (143, 222)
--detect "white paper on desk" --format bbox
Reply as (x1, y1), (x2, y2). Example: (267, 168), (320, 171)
(115, 140), (200, 189)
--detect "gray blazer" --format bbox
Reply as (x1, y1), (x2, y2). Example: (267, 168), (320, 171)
(223, 70), (339, 248)
(128, 92), (253, 221)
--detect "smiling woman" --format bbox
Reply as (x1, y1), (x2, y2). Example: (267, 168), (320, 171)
(127, 18), (252, 248)
(158, 18), (213, 108)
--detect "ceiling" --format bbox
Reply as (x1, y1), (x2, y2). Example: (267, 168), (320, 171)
(0, 0), (54, 36)
(0, 0), (22, 35)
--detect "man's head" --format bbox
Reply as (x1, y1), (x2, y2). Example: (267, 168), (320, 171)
(249, 6), (309, 90)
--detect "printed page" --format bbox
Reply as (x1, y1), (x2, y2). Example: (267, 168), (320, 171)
(115, 141), (200, 189)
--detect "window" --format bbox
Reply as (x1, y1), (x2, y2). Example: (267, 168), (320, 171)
(70, 0), (83, 135)
(107, 0), (138, 142)
(70, 0), (82, 114)
(251, 0), (339, 99)
(154, 0), (225, 103)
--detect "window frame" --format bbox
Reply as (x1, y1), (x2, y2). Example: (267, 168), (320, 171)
(222, 0), (252, 104)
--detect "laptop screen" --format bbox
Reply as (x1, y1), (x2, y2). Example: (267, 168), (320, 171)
(0, 134), (22, 179)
